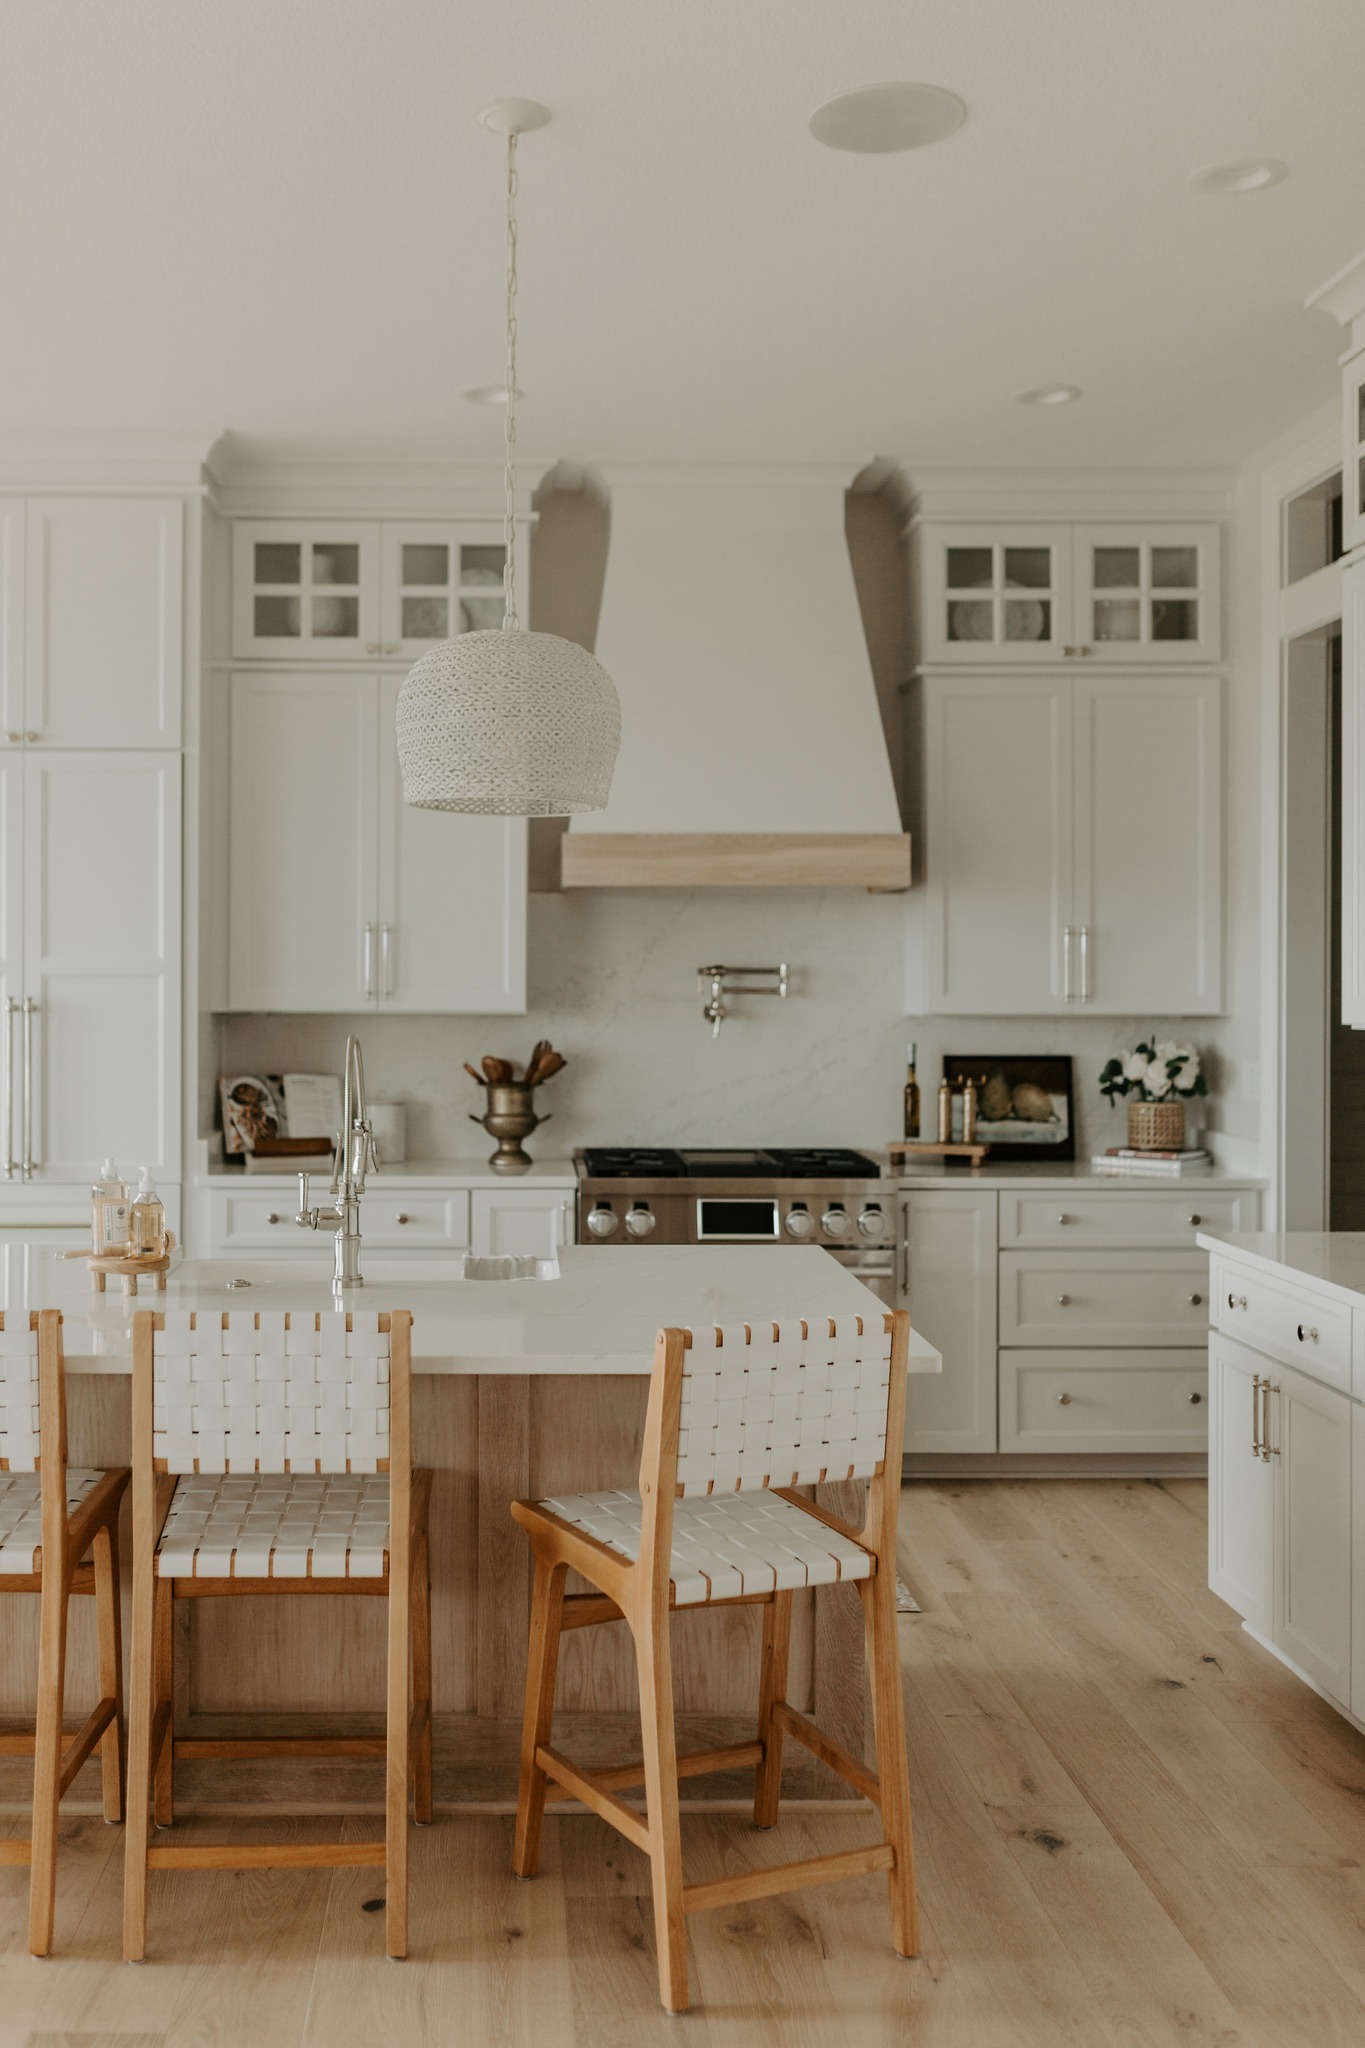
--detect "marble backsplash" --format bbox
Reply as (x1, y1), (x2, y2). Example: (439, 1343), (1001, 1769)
(219, 890), (1238, 1167)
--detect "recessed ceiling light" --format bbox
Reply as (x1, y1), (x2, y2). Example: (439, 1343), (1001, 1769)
(809, 81), (965, 155)
(1190, 157), (1288, 195)
(1014, 384), (1083, 407)
(463, 386), (525, 405)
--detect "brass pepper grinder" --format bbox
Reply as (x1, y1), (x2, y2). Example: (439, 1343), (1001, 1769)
(937, 1076), (953, 1144)
(962, 1073), (979, 1145)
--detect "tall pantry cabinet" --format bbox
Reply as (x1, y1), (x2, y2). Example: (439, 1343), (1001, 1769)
(0, 486), (186, 1224)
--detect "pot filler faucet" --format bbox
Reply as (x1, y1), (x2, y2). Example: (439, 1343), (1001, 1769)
(295, 1034), (375, 1288)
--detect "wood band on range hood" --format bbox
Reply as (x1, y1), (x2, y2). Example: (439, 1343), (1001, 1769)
(560, 832), (911, 890)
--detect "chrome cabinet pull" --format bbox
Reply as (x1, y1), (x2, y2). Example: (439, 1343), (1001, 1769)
(1057, 1213), (1071, 1226)
(1188, 1391), (1203, 1405)
(1252, 1372), (1264, 1456)
(266, 1212), (280, 1225)
(1296, 1323), (1318, 1343)
(1227, 1291), (1247, 1311)
(1056, 1391), (1072, 1405)
(395, 1213), (411, 1225)
(380, 922), (394, 997)
(1056, 1294), (1071, 1306)
(21, 996), (34, 1179)
(1062, 926), (1074, 1001)
(1189, 1293), (1203, 1306)
(1188, 1214), (1203, 1226)
(1, 997), (14, 1180)
(1265, 1382), (1280, 1458)
(1078, 925), (1090, 1003)
(362, 924), (376, 999)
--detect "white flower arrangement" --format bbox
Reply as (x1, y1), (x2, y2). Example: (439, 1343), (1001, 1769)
(1099, 1039), (1207, 1105)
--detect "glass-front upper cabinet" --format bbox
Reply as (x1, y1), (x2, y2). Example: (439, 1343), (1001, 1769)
(919, 525), (1073, 664)
(379, 525), (509, 660)
(1072, 524), (1221, 663)
(232, 522), (381, 659)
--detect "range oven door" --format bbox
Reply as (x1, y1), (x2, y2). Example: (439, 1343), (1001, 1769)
(827, 1247), (896, 1307)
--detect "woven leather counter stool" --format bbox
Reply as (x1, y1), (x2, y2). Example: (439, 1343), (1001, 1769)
(123, 1306), (432, 1962)
(510, 1307), (917, 2014)
(0, 1309), (128, 1957)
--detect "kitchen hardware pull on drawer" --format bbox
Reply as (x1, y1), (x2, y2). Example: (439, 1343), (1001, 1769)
(1062, 927), (1074, 1002)
(362, 924), (376, 999)
(21, 997), (35, 1179)
(1078, 925), (1090, 1003)
(1, 996), (14, 1181)
(380, 922), (394, 997)
(1252, 1372), (1264, 1456)
(1296, 1323), (1319, 1343)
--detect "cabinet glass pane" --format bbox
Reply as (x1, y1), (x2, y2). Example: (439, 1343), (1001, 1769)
(1003, 547), (1050, 589)
(1151, 545), (1197, 588)
(255, 542), (301, 586)
(461, 596), (504, 633)
(1152, 598), (1197, 642)
(1003, 597), (1050, 642)
(402, 595), (448, 639)
(946, 547), (992, 590)
(254, 595), (300, 638)
(1092, 547), (1139, 588)
(312, 594), (359, 637)
(460, 545), (505, 585)
(1093, 598), (1140, 642)
(312, 542), (360, 587)
(402, 543), (449, 586)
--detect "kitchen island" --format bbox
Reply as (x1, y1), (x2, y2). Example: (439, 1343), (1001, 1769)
(0, 1242), (938, 1810)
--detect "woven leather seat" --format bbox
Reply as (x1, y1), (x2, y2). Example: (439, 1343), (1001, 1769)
(538, 1485), (873, 1606)
(0, 1470), (105, 1574)
(155, 1471), (390, 1579)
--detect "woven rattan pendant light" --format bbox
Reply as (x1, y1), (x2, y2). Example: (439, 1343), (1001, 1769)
(397, 99), (620, 814)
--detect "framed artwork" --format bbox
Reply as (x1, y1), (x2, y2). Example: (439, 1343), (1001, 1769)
(218, 1073), (284, 1155)
(941, 1054), (1074, 1161)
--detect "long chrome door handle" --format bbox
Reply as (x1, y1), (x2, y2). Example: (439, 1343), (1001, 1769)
(1078, 925), (1090, 1004)
(380, 922), (393, 997)
(21, 996), (34, 1179)
(1252, 1373), (1264, 1457)
(362, 924), (376, 999)
(1062, 926), (1074, 1002)
(1, 997), (14, 1180)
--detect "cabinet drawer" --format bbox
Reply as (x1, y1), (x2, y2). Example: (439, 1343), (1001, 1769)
(998, 1188), (1254, 1249)
(999, 1251), (1208, 1346)
(213, 1189), (470, 1251)
(1211, 1260), (1351, 1392)
(999, 1349), (1208, 1453)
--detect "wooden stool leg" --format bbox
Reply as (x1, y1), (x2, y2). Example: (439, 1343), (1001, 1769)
(152, 1576), (174, 1827)
(512, 1556), (566, 1880)
(411, 1525), (433, 1826)
(861, 1570), (919, 1957)
(123, 1544), (155, 1960)
(634, 1603), (688, 2015)
(28, 1554), (71, 1956)
(94, 1518), (126, 1823)
(385, 1539), (411, 1960)
(753, 1591), (792, 1829)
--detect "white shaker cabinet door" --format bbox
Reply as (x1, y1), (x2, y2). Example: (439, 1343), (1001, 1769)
(0, 502), (24, 748)
(1072, 672), (1222, 1015)
(22, 751), (181, 1180)
(1207, 1333), (1273, 1635)
(24, 498), (183, 747)
(227, 672), (379, 1011)
(232, 522), (381, 661)
(1341, 557), (1365, 1027)
(1071, 524), (1221, 664)
(921, 675), (1073, 1014)
(0, 753), (21, 1177)
(376, 677), (526, 1013)
(1271, 1360), (1352, 1708)
(471, 1187), (576, 1258)
(900, 1189), (998, 1453)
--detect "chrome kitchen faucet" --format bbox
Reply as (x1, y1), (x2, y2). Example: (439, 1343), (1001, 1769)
(295, 1034), (376, 1288)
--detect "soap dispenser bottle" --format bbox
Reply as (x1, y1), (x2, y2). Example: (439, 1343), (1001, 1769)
(92, 1159), (131, 1256)
(130, 1168), (166, 1259)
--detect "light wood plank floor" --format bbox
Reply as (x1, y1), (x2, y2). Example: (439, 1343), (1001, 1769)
(9, 1478), (1365, 2048)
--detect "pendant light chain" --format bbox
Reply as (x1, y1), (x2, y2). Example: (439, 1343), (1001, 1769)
(502, 131), (520, 632)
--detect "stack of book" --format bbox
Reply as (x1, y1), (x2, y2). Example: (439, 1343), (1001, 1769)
(1090, 1146), (1212, 1177)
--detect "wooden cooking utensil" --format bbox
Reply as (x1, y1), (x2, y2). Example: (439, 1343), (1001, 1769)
(464, 1063), (486, 1085)
(482, 1056), (514, 1086)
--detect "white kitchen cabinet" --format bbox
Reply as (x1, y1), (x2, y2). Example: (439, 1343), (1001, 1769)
(920, 672), (1222, 1016)
(471, 1186), (576, 1259)
(1273, 1360), (1353, 1706)
(921, 674), (1072, 1014)
(11, 751), (181, 1182)
(1208, 1332), (1275, 1634)
(999, 1250), (1208, 1348)
(0, 498), (183, 748)
(918, 519), (1221, 665)
(227, 672), (525, 1013)
(1341, 556), (1365, 1027)
(899, 1189), (997, 1454)
(999, 1349), (1208, 1454)
(1342, 344), (1365, 560)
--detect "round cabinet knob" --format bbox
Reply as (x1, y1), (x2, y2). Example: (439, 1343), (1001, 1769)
(1296, 1323), (1319, 1343)
(1056, 1295), (1071, 1306)
(266, 1212), (280, 1225)
(24, 732), (39, 744)
(1227, 1292), (1247, 1310)
(395, 1213), (411, 1225)
(4, 732), (19, 745)
(821, 1206), (850, 1240)
(856, 1205), (885, 1239)
(1188, 1293), (1203, 1306)
(587, 1205), (620, 1239)
(1057, 1214), (1071, 1226)
(1188, 1391), (1203, 1404)
(1188, 1214), (1202, 1227)
(784, 1207), (816, 1240)
(625, 1204), (657, 1239)
(1056, 1392), (1072, 1405)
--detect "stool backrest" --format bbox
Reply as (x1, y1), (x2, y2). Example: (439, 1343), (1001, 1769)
(673, 1312), (894, 1498)
(137, 1309), (404, 1477)
(0, 1314), (43, 1472)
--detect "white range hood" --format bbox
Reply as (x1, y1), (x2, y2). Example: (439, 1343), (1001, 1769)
(560, 466), (910, 888)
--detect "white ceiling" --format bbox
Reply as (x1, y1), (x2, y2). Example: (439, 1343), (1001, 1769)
(3, 0), (1363, 470)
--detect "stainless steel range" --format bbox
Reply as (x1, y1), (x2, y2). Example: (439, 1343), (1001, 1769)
(574, 1147), (897, 1304)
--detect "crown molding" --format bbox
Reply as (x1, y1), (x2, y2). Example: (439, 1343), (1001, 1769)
(0, 431), (218, 492)
(1306, 249), (1365, 344)
(902, 464), (1236, 527)
(204, 435), (547, 518)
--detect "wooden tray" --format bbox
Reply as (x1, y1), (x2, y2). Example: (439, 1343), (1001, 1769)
(885, 1140), (991, 1167)
(64, 1230), (178, 1296)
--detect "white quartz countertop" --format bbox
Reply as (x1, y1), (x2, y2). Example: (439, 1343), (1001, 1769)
(198, 1156), (577, 1187)
(1197, 1231), (1365, 1309)
(9, 1242), (941, 1379)
(899, 1159), (1264, 1189)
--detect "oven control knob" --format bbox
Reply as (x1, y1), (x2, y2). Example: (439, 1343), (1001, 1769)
(857, 1205), (885, 1239)
(784, 1205), (816, 1240)
(625, 1204), (657, 1239)
(821, 1205), (851, 1239)
(586, 1204), (620, 1239)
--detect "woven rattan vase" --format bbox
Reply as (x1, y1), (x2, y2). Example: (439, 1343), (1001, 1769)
(1128, 1099), (1185, 1152)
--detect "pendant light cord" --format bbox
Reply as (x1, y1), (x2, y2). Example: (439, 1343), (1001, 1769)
(502, 131), (520, 632)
